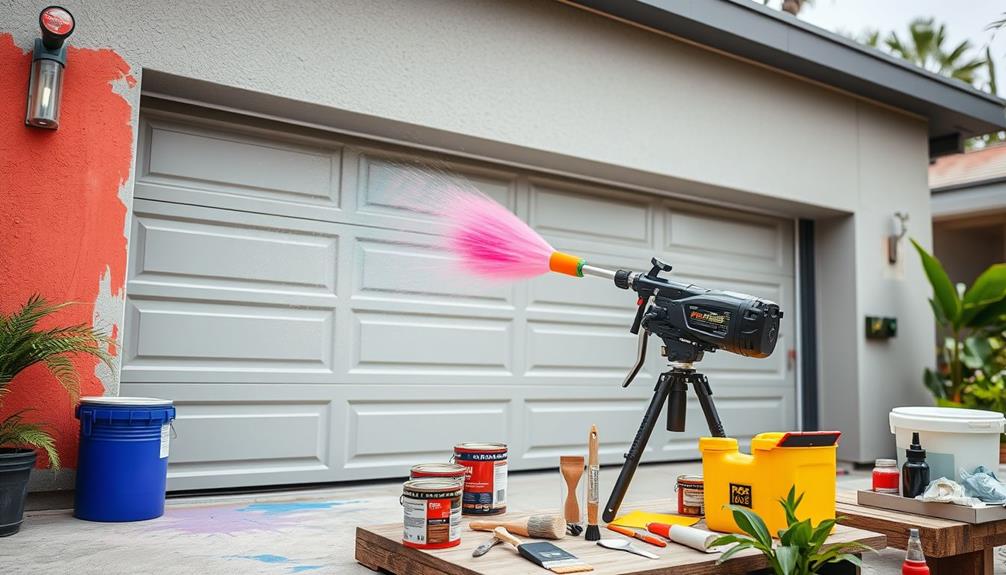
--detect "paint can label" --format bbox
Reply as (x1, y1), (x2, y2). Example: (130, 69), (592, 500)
(455, 447), (507, 515)
(401, 481), (462, 549)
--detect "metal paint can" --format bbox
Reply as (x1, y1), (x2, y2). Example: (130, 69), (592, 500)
(676, 474), (704, 516)
(453, 442), (508, 515)
(401, 478), (463, 549)
(410, 463), (467, 483)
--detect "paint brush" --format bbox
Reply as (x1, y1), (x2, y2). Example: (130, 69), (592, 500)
(494, 527), (594, 573)
(469, 515), (566, 539)
(584, 424), (600, 541)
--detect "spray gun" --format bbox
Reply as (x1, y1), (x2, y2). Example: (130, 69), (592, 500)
(549, 253), (784, 521)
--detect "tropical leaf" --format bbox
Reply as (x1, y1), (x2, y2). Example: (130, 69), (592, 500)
(775, 546), (798, 575)
(727, 504), (773, 549)
(0, 409), (58, 468)
(960, 264), (1006, 325)
(911, 239), (961, 327)
(715, 540), (755, 564)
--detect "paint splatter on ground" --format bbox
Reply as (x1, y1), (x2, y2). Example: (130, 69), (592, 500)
(228, 554), (323, 573)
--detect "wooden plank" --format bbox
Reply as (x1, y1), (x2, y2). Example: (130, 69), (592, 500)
(836, 489), (972, 557)
(929, 548), (994, 575)
(356, 500), (886, 575)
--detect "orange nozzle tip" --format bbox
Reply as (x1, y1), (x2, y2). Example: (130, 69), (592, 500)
(549, 251), (584, 277)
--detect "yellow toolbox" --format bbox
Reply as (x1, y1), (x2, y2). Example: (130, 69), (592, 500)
(699, 431), (840, 535)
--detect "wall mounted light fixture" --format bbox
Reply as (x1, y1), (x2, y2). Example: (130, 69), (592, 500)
(25, 6), (75, 130)
(888, 211), (909, 264)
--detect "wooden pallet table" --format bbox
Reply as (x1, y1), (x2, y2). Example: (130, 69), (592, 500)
(837, 489), (1006, 575)
(357, 500), (886, 575)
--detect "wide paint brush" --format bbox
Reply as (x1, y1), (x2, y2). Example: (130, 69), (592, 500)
(584, 424), (601, 541)
(493, 527), (594, 574)
(469, 515), (566, 539)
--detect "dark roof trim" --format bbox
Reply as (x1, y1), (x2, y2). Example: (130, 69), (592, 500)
(563, 0), (1006, 156)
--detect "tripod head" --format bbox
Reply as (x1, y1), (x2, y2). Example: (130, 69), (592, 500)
(610, 257), (782, 387)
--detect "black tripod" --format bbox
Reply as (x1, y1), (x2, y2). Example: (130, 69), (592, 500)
(601, 361), (726, 523)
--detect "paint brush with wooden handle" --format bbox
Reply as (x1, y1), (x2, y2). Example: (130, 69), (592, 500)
(469, 515), (566, 539)
(584, 424), (600, 541)
(494, 527), (594, 573)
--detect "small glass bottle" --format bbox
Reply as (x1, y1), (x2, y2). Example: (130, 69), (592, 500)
(902, 528), (930, 574)
(872, 458), (900, 494)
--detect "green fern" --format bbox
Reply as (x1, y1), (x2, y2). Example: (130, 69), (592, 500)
(0, 295), (114, 469)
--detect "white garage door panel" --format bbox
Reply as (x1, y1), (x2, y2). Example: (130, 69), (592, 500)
(127, 102), (796, 490)
(531, 182), (654, 247)
(525, 321), (652, 380)
(355, 150), (516, 226)
(522, 399), (649, 461)
(355, 236), (513, 307)
(132, 212), (338, 295)
(352, 312), (512, 374)
(346, 400), (510, 469)
(137, 114), (342, 222)
(125, 299), (335, 373)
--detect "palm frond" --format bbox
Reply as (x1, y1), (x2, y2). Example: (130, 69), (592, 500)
(0, 296), (113, 396)
(0, 410), (58, 468)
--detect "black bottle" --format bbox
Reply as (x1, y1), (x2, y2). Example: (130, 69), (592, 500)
(902, 432), (930, 498)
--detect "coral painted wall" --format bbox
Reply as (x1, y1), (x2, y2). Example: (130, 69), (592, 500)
(0, 33), (134, 468)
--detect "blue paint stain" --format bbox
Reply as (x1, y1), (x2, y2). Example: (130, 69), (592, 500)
(290, 567), (323, 573)
(238, 499), (365, 516)
(237, 554), (290, 564)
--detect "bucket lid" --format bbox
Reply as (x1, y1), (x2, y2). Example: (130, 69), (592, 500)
(79, 396), (173, 406)
(890, 406), (1005, 434)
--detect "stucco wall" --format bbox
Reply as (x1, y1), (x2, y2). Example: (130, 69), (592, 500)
(0, 33), (137, 471)
(0, 0), (936, 475)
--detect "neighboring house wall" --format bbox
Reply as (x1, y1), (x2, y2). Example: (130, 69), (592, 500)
(0, 0), (934, 483)
(934, 221), (1005, 287)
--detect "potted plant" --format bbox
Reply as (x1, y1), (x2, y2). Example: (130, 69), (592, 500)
(0, 295), (111, 536)
(712, 487), (871, 574)
(911, 240), (1006, 458)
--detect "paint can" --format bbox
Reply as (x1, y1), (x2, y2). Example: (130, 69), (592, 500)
(676, 474), (704, 516)
(410, 463), (467, 482)
(453, 442), (508, 515)
(401, 478), (463, 549)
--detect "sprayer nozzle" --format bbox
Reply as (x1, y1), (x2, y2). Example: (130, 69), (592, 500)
(549, 251), (585, 277)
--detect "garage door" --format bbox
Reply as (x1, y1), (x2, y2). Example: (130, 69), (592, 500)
(122, 100), (796, 491)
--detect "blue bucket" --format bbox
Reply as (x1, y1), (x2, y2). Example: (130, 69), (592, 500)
(74, 397), (176, 522)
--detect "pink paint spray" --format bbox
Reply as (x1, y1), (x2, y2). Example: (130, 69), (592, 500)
(377, 161), (586, 280)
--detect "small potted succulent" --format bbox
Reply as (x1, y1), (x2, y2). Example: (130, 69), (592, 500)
(0, 295), (111, 536)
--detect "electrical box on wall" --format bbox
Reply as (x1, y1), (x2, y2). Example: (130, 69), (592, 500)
(865, 316), (897, 340)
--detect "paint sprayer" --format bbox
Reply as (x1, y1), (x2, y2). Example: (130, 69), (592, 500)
(549, 252), (784, 522)
(438, 190), (784, 523)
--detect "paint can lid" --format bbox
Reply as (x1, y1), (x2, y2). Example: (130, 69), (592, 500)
(403, 478), (464, 493)
(411, 463), (466, 476)
(79, 396), (174, 406)
(676, 474), (704, 484)
(454, 442), (507, 453)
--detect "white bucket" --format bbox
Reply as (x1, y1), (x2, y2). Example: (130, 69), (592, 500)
(889, 407), (1005, 483)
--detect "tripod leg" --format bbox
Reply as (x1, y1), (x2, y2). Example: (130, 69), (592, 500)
(602, 372), (673, 523)
(691, 373), (726, 437)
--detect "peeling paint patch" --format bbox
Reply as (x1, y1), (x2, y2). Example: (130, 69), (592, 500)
(0, 33), (135, 468)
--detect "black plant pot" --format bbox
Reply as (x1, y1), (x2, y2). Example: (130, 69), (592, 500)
(0, 448), (37, 536)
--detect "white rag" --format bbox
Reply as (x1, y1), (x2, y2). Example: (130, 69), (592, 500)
(916, 477), (981, 506)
